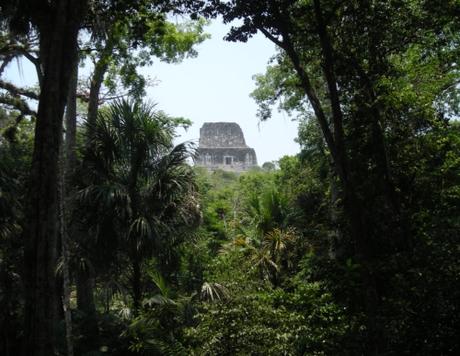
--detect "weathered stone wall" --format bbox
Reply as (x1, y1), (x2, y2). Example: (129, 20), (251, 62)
(195, 122), (258, 172)
(199, 122), (247, 148)
(197, 147), (257, 171)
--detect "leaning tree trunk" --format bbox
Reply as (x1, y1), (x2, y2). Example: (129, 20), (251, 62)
(86, 58), (108, 129)
(267, 4), (381, 354)
(22, 1), (87, 355)
(86, 33), (116, 132)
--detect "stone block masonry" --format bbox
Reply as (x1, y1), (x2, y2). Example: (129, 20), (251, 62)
(195, 122), (258, 172)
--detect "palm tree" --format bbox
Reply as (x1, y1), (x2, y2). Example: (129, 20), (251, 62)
(78, 99), (197, 312)
(246, 186), (291, 237)
(262, 227), (297, 285)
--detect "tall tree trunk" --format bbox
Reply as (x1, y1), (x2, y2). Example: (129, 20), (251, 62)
(63, 53), (101, 352)
(76, 35), (117, 353)
(59, 158), (74, 356)
(22, 1), (86, 355)
(59, 57), (80, 356)
(313, 2), (381, 353)
(262, 5), (381, 354)
(128, 163), (142, 313)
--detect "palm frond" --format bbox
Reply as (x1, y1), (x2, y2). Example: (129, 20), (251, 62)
(147, 269), (171, 298)
(200, 282), (230, 302)
(262, 227), (297, 254)
(128, 216), (152, 246)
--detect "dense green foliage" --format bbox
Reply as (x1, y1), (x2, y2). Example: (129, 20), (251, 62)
(1, 131), (459, 354)
(1, 0), (460, 355)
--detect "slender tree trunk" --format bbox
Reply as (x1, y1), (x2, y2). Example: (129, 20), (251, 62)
(75, 266), (99, 349)
(315, 3), (381, 350)
(329, 176), (345, 259)
(22, 1), (86, 355)
(86, 36), (116, 131)
(75, 35), (117, 354)
(279, 35), (347, 185)
(62, 51), (102, 352)
(266, 5), (382, 354)
(65, 59), (79, 174)
(87, 60), (108, 128)
(59, 158), (74, 356)
(128, 162), (143, 313)
(75, 267), (97, 316)
(59, 57), (80, 356)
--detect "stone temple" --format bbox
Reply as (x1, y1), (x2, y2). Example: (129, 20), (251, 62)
(195, 122), (258, 172)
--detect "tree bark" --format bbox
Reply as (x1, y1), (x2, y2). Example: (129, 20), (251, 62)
(86, 34), (116, 131)
(59, 159), (74, 356)
(313, 0), (346, 157)
(60, 57), (80, 356)
(75, 264), (99, 353)
(65, 59), (79, 176)
(87, 59), (108, 129)
(22, 1), (87, 355)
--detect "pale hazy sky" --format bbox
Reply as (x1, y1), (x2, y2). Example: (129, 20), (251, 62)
(142, 20), (299, 164)
(4, 20), (300, 164)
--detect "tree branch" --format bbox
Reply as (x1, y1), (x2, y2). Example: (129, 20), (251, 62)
(0, 93), (37, 117)
(313, 0), (346, 166)
(0, 55), (15, 76)
(268, 10), (346, 183)
(0, 80), (39, 100)
(258, 27), (286, 49)
(0, 42), (43, 84)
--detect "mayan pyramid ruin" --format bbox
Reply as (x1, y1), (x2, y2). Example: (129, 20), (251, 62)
(195, 122), (258, 172)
